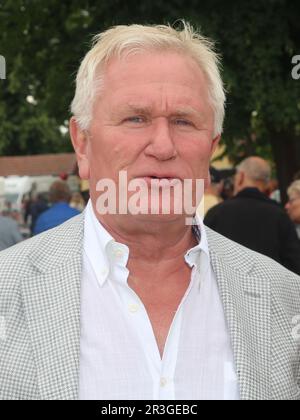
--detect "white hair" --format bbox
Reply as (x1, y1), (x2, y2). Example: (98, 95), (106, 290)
(237, 157), (272, 184)
(71, 22), (226, 137)
(288, 180), (300, 198)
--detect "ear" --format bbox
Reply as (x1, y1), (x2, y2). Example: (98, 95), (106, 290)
(233, 171), (244, 194)
(239, 171), (245, 185)
(69, 117), (90, 180)
(210, 134), (221, 156)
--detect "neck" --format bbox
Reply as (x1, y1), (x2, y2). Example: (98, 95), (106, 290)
(92, 203), (197, 267)
(237, 183), (266, 194)
(103, 215), (197, 285)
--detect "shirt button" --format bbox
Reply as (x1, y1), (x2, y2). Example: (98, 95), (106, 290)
(160, 377), (168, 387)
(128, 303), (139, 313)
(113, 249), (124, 258)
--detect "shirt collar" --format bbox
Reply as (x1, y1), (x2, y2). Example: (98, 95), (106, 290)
(185, 214), (210, 269)
(84, 200), (210, 288)
(84, 200), (129, 287)
(182, 215), (211, 293)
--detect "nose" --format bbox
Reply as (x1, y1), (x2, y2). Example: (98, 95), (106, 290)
(144, 117), (177, 161)
(285, 202), (290, 212)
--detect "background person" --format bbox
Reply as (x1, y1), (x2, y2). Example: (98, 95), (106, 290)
(205, 156), (300, 274)
(286, 180), (300, 239)
(0, 214), (23, 251)
(25, 193), (49, 235)
(33, 181), (80, 235)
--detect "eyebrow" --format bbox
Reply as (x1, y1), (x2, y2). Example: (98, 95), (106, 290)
(122, 104), (153, 115)
(117, 103), (204, 119)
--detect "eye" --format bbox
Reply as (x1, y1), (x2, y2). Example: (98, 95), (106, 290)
(124, 116), (146, 124)
(172, 118), (193, 127)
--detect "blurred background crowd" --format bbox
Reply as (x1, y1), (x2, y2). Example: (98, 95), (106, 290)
(0, 169), (88, 247)
(203, 158), (300, 275)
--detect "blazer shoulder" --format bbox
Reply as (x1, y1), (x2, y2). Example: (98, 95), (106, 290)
(0, 213), (84, 296)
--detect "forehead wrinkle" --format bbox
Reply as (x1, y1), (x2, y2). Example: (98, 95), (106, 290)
(117, 101), (204, 119)
(158, 88), (205, 118)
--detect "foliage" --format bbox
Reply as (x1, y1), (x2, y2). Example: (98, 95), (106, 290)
(0, 0), (299, 188)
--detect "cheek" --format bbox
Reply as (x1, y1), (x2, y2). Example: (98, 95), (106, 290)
(179, 138), (213, 177)
(89, 129), (145, 177)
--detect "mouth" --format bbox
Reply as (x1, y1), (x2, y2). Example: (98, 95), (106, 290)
(137, 174), (181, 181)
(138, 176), (182, 184)
(132, 177), (182, 192)
(148, 176), (174, 180)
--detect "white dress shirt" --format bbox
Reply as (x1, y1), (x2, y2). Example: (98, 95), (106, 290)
(79, 200), (240, 400)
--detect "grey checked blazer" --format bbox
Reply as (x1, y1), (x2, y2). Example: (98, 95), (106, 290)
(0, 213), (299, 400)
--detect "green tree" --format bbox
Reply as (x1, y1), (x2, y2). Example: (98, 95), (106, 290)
(193, 0), (300, 201)
(0, 0), (299, 200)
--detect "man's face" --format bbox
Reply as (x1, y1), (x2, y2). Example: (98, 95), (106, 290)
(71, 51), (220, 219)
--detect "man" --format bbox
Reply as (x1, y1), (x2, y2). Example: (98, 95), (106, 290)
(0, 214), (23, 251)
(205, 156), (300, 275)
(0, 24), (299, 400)
(33, 181), (80, 235)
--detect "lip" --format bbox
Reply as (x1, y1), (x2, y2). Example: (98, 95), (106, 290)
(134, 173), (182, 181)
(134, 176), (182, 188)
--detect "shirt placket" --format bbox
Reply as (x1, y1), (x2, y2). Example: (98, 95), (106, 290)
(112, 265), (162, 396)
(108, 242), (202, 400)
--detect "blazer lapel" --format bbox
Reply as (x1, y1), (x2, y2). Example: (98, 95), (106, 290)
(209, 245), (271, 400)
(21, 215), (84, 400)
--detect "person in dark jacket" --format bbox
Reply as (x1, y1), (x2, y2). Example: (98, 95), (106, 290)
(205, 156), (300, 275)
(24, 193), (49, 235)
